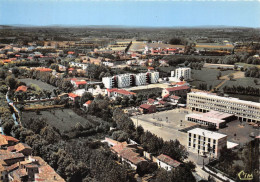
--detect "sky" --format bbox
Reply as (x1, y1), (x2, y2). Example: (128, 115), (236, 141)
(0, 0), (259, 28)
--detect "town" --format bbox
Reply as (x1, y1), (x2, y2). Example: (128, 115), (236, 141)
(0, 25), (259, 182)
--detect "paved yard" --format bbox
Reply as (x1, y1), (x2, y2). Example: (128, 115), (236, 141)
(131, 108), (196, 146)
(218, 120), (258, 145)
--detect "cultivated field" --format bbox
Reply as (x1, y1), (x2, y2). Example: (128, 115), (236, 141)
(19, 78), (56, 91)
(220, 77), (260, 89)
(190, 68), (236, 89)
(21, 109), (90, 133)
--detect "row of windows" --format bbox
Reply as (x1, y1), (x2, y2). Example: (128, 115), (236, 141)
(189, 133), (217, 143)
(188, 95), (260, 110)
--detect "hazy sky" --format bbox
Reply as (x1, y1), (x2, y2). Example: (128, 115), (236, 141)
(0, 0), (259, 27)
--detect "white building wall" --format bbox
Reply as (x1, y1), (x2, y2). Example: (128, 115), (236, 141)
(135, 73), (147, 86)
(187, 92), (260, 122)
(187, 130), (227, 158)
(150, 72), (159, 83)
(118, 74), (131, 88)
(175, 68), (191, 80)
(102, 77), (114, 89)
(156, 159), (172, 171)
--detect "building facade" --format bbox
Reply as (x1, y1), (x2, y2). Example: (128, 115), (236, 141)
(117, 74), (131, 88)
(187, 128), (227, 158)
(149, 72), (160, 83)
(187, 92), (260, 123)
(102, 72), (159, 88)
(173, 67), (191, 80)
(135, 73), (147, 86)
(162, 86), (191, 97)
(185, 111), (236, 129)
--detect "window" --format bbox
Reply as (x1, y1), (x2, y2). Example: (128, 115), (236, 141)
(193, 144), (196, 148)
(208, 138), (211, 143)
(194, 134), (196, 138)
(213, 139), (216, 144)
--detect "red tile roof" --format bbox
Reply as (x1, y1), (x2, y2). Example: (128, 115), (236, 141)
(116, 89), (136, 95)
(0, 152), (24, 161)
(36, 68), (52, 72)
(74, 80), (87, 85)
(147, 67), (154, 70)
(157, 154), (181, 168)
(140, 104), (154, 110)
(68, 93), (79, 98)
(7, 143), (31, 153)
(107, 88), (135, 95)
(107, 88), (118, 92)
(85, 100), (92, 105)
(68, 68), (74, 71)
(163, 94), (170, 98)
(16, 85), (27, 92)
(176, 81), (186, 86)
(112, 143), (146, 165)
(148, 98), (155, 104)
(159, 100), (166, 105)
(0, 135), (19, 146)
(3, 59), (11, 63)
(166, 86), (190, 92)
(68, 51), (75, 54)
(170, 95), (180, 100)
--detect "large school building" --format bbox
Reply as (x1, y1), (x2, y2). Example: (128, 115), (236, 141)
(187, 92), (260, 123)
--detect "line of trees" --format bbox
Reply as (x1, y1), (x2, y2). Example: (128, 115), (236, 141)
(223, 85), (260, 96)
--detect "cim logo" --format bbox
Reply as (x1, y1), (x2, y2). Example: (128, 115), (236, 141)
(238, 170), (253, 181)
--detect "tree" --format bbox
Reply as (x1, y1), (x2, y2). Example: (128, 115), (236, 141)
(217, 71), (222, 80)
(254, 79), (258, 85)
(80, 92), (94, 106)
(169, 38), (183, 45)
(5, 76), (17, 89)
(219, 147), (238, 171)
(228, 73), (234, 80)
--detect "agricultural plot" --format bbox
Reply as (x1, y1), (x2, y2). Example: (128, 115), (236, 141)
(19, 78), (56, 91)
(220, 77), (260, 89)
(21, 109), (91, 133)
(190, 68), (235, 89)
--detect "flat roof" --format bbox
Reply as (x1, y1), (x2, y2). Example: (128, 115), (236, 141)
(227, 141), (239, 149)
(188, 128), (227, 140)
(188, 92), (260, 108)
(186, 113), (225, 124)
(203, 110), (234, 120)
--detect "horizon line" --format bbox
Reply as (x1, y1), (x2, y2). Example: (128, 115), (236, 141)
(1, 24), (259, 29)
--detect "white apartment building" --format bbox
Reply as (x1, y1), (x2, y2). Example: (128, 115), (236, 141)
(102, 76), (116, 89)
(102, 72), (159, 88)
(187, 92), (260, 123)
(69, 62), (88, 70)
(135, 73), (147, 86)
(150, 72), (159, 83)
(173, 67), (191, 80)
(117, 74), (131, 88)
(188, 128), (227, 158)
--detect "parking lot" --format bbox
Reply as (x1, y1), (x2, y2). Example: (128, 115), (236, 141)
(131, 108), (196, 146)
